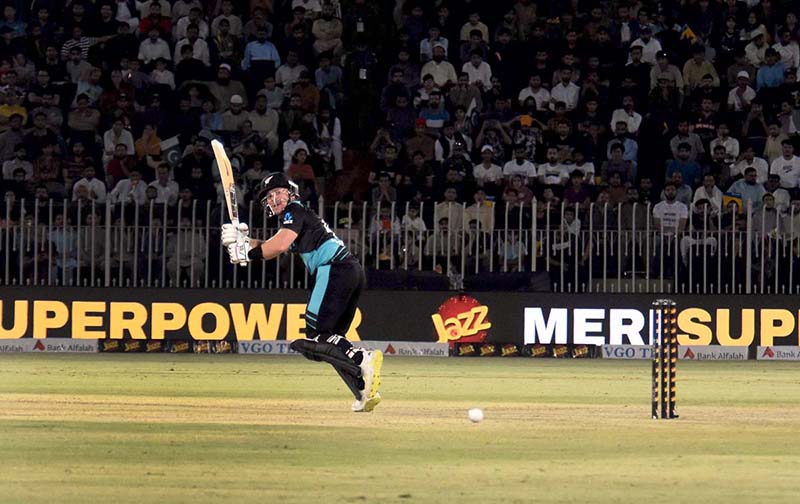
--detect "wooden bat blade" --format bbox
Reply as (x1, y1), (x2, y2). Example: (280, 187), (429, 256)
(211, 139), (239, 225)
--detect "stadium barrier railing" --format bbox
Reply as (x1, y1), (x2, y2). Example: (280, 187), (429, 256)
(1, 197), (797, 294)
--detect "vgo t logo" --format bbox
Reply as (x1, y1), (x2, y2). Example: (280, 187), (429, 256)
(431, 295), (491, 344)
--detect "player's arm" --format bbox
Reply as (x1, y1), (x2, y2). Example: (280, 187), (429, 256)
(249, 229), (298, 260)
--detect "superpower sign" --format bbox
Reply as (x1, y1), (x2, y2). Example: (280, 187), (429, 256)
(1, 288), (800, 348)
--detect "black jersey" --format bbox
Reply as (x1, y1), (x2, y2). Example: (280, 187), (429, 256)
(279, 201), (351, 273)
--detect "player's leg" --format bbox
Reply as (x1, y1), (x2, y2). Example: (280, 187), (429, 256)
(333, 264), (383, 413)
(306, 264), (361, 355)
(297, 263), (365, 400)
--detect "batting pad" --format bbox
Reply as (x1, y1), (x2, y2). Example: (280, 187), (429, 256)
(290, 339), (363, 399)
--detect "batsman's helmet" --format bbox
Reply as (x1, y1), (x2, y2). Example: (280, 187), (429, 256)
(257, 172), (299, 217)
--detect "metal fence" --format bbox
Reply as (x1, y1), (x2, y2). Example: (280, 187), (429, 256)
(2, 197), (799, 294)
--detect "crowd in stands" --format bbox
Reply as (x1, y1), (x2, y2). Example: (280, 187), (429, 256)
(2, 1), (800, 286)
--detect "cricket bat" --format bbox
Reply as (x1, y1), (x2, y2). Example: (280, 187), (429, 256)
(211, 139), (239, 226)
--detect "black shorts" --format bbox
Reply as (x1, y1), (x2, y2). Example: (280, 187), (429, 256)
(305, 259), (365, 338)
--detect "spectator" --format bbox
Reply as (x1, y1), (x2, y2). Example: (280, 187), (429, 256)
(661, 172), (693, 206)
(769, 140), (800, 189)
(371, 172), (397, 204)
(709, 123), (740, 164)
(165, 217), (205, 287)
(420, 44), (456, 88)
(727, 71), (756, 112)
(311, 3), (343, 58)
(535, 146), (567, 186)
(773, 29), (799, 69)
(175, 7), (209, 41)
(212, 0), (243, 38)
(765, 174), (790, 212)
(653, 182), (689, 233)
(735, 145), (769, 183)
(138, 27), (171, 65)
(666, 143), (702, 187)
(276, 50), (307, 97)
(72, 166), (106, 204)
(683, 44), (720, 92)
(109, 169), (147, 205)
(756, 48), (785, 90)
(550, 65), (580, 111)
(518, 73), (550, 112)
(610, 95), (642, 135)
(242, 26), (280, 71)
(282, 128), (308, 170)
(462, 50), (491, 90)
(606, 121), (638, 163)
(174, 23), (210, 67)
(629, 26), (662, 65)
(434, 186), (463, 231)
(459, 12), (488, 42)
(670, 118), (705, 161)
(2, 143), (31, 180)
(728, 167), (767, 210)
(745, 29), (768, 67)
(148, 164), (179, 206)
(693, 174), (723, 215)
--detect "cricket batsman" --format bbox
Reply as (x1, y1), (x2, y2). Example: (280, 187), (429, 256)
(220, 172), (382, 412)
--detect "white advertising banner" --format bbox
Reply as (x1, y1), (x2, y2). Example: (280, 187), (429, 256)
(602, 344), (749, 360)
(236, 340), (448, 357)
(0, 338), (98, 353)
(756, 346), (800, 361)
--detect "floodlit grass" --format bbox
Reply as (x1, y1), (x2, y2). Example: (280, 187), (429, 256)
(1, 354), (799, 503)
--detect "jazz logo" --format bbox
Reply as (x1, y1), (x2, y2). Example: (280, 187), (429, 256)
(431, 295), (491, 343)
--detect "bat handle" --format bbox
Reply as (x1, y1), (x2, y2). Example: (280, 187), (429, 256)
(231, 218), (240, 227)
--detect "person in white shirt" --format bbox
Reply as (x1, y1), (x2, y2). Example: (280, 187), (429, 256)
(692, 174), (723, 215)
(211, 0), (242, 37)
(2, 144), (32, 180)
(148, 164), (179, 205)
(503, 145), (537, 183)
(149, 57), (175, 89)
(275, 50), (307, 96)
(769, 140), (800, 188)
(745, 30), (768, 67)
(518, 74), (550, 111)
(473, 145), (503, 187)
(138, 27), (171, 65)
(734, 145), (769, 183)
(71, 166), (107, 204)
(550, 66), (580, 111)
(652, 182), (688, 233)
(103, 119), (134, 166)
(773, 28), (800, 69)
(401, 204), (427, 234)
(709, 123), (740, 164)
(173, 24), (210, 66)
(282, 129), (309, 170)
(109, 170), (148, 205)
(765, 174), (791, 212)
(727, 71), (756, 112)
(536, 146), (570, 185)
(420, 44), (457, 88)
(629, 26), (662, 65)
(461, 50), (492, 89)
(610, 95), (643, 134)
(174, 7), (209, 40)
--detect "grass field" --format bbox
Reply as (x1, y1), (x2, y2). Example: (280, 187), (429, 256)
(1, 355), (799, 504)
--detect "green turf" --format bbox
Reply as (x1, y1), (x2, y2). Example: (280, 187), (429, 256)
(1, 354), (799, 504)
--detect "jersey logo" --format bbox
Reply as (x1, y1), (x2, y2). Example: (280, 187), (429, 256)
(283, 211), (293, 224)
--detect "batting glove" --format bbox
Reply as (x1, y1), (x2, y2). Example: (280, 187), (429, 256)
(227, 237), (251, 265)
(221, 222), (249, 246)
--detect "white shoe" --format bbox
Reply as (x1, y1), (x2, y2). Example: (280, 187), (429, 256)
(351, 392), (381, 413)
(360, 350), (382, 396)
